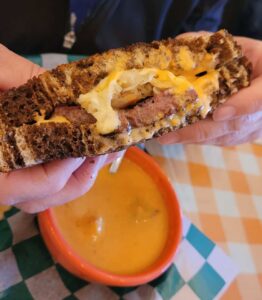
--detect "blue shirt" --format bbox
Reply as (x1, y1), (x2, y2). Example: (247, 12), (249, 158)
(68, 0), (229, 53)
(2, 0), (258, 54)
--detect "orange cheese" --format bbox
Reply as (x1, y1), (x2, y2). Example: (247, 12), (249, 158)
(34, 110), (69, 124)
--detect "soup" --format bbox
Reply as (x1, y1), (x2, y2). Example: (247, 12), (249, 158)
(54, 158), (169, 275)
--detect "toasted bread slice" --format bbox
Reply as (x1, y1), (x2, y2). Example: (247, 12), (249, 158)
(0, 30), (252, 172)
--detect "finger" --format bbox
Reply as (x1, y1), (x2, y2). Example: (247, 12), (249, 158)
(196, 112), (262, 146)
(0, 44), (45, 90)
(16, 152), (127, 213)
(206, 128), (262, 146)
(158, 117), (230, 144)
(67, 151), (125, 199)
(213, 77), (262, 121)
(0, 157), (86, 205)
(2, 151), (125, 208)
(73, 155), (107, 190)
(16, 156), (106, 213)
(176, 31), (211, 39)
(159, 110), (262, 145)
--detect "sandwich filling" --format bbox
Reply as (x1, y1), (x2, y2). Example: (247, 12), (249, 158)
(34, 48), (219, 136)
(76, 51), (219, 135)
(77, 68), (219, 134)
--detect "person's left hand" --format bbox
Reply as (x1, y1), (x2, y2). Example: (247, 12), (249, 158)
(158, 35), (262, 146)
(0, 44), (121, 213)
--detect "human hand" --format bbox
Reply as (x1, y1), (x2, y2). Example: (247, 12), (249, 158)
(0, 44), (120, 213)
(158, 35), (262, 146)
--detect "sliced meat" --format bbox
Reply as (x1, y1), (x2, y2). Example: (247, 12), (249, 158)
(52, 91), (197, 134)
(118, 90), (198, 131)
(53, 106), (96, 125)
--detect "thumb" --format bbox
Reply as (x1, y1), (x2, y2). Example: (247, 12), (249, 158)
(0, 44), (45, 90)
(176, 31), (211, 39)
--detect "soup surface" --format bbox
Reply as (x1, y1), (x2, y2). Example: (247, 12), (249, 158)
(54, 158), (169, 275)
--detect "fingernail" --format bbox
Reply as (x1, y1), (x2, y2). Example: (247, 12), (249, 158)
(213, 106), (236, 121)
(158, 133), (180, 145)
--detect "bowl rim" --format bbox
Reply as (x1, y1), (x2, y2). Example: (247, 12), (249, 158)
(38, 146), (182, 286)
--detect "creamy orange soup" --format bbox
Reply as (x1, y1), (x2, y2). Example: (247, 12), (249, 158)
(54, 158), (169, 275)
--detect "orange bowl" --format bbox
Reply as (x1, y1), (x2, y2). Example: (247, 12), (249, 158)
(38, 146), (182, 286)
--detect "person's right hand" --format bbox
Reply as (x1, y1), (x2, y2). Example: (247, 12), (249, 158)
(0, 44), (120, 213)
(158, 34), (262, 146)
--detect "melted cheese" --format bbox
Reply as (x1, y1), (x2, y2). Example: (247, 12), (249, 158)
(78, 72), (121, 134)
(193, 70), (219, 116)
(177, 47), (196, 71)
(78, 69), (196, 134)
(178, 48), (216, 75)
(30, 47), (218, 134)
(78, 68), (218, 134)
(77, 50), (218, 135)
(34, 110), (69, 125)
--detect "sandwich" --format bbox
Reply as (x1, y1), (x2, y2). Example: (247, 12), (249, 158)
(0, 30), (252, 172)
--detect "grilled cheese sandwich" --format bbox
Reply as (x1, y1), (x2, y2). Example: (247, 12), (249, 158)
(0, 30), (252, 172)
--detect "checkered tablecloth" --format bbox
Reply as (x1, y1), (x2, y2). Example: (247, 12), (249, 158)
(145, 141), (262, 299)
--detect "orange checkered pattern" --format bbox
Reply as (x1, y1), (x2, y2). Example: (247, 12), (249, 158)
(145, 141), (262, 299)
